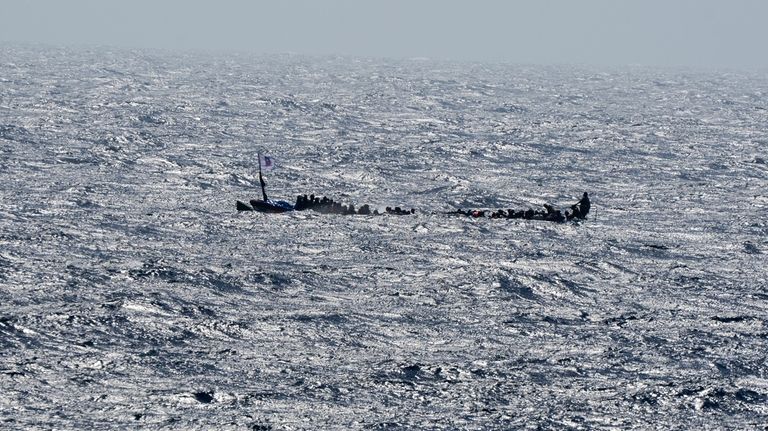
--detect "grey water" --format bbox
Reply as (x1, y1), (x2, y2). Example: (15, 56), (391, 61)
(1, 44), (767, 430)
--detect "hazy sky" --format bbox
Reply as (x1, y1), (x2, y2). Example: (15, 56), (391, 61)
(2, 0), (767, 68)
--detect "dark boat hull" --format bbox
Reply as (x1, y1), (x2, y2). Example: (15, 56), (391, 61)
(236, 200), (253, 211)
(248, 199), (295, 213)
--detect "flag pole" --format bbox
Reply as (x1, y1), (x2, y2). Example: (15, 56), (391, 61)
(258, 152), (268, 202)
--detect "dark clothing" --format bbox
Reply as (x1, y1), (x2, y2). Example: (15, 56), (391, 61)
(567, 205), (582, 220)
(578, 192), (591, 217)
(546, 210), (565, 223)
(524, 209), (534, 219)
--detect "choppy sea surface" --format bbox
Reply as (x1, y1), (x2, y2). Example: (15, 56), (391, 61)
(1, 44), (766, 430)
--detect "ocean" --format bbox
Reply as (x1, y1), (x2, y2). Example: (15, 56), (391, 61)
(1, 44), (766, 429)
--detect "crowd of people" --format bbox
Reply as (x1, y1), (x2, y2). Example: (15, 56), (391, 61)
(450, 192), (591, 223)
(294, 194), (372, 215)
(238, 171), (591, 223)
(237, 191), (590, 223)
(292, 194), (417, 216)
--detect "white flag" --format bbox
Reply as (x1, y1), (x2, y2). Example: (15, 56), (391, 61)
(259, 154), (275, 171)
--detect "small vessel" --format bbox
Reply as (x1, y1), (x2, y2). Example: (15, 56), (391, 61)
(236, 153), (296, 213)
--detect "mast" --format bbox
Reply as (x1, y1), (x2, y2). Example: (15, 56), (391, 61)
(258, 152), (268, 202)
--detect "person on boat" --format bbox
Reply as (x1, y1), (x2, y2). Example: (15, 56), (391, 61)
(523, 209), (535, 219)
(578, 192), (591, 218)
(566, 205), (581, 220)
(545, 209), (566, 223)
(565, 192), (590, 220)
(294, 195), (306, 211)
(447, 208), (467, 216)
(539, 203), (565, 223)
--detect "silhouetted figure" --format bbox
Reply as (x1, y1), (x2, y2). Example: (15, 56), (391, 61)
(384, 206), (415, 215)
(295, 195), (306, 210)
(578, 192), (590, 218)
(567, 205), (581, 220)
(358, 204), (371, 215)
(546, 210), (565, 223)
